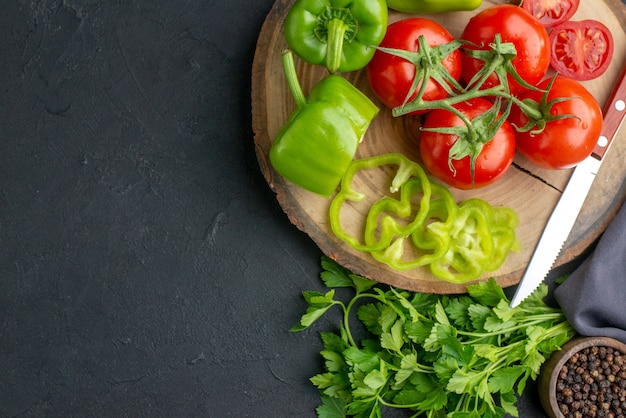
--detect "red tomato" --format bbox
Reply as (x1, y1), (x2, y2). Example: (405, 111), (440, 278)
(366, 18), (461, 115)
(520, 0), (579, 28)
(419, 98), (516, 190)
(460, 5), (551, 95)
(549, 19), (614, 81)
(508, 76), (602, 169)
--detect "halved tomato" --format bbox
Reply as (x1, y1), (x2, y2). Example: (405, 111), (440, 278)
(549, 19), (614, 81)
(520, 0), (579, 28)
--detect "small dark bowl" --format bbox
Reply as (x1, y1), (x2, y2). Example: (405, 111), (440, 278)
(538, 336), (626, 418)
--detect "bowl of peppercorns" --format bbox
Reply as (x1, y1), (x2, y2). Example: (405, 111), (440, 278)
(539, 336), (626, 418)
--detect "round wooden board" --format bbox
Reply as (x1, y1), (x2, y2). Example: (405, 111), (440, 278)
(252, 0), (626, 294)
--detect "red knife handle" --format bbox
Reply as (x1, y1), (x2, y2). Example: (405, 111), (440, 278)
(593, 63), (626, 160)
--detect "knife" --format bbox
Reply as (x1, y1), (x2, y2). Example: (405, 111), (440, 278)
(510, 63), (626, 308)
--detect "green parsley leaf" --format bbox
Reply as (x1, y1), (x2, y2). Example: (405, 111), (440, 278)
(344, 346), (379, 374)
(447, 368), (485, 395)
(424, 323), (451, 352)
(445, 296), (473, 329)
(467, 278), (508, 307)
(487, 366), (526, 394)
(522, 350), (545, 377)
(295, 257), (575, 417)
(321, 332), (349, 354)
(500, 391), (519, 417)
(316, 395), (346, 418)
(390, 288), (422, 323)
(303, 289), (336, 305)
(379, 303), (399, 334)
(493, 299), (516, 322)
(320, 257), (354, 288)
(311, 372), (349, 399)
(320, 256), (377, 293)
(483, 315), (516, 333)
(320, 349), (346, 373)
(291, 290), (337, 331)
(356, 303), (383, 335)
(433, 356), (459, 381)
(435, 301), (450, 325)
(349, 273), (377, 294)
(363, 366), (388, 391)
(380, 319), (405, 354)
(467, 303), (493, 333)
(404, 317), (434, 344)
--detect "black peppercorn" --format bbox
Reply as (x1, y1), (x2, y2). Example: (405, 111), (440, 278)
(555, 345), (626, 418)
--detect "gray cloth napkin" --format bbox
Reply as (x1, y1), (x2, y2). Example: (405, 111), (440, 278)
(554, 201), (626, 344)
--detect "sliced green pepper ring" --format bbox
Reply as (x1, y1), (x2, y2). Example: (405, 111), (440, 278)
(329, 153), (520, 283)
(411, 183), (458, 253)
(368, 182), (458, 271)
(329, 153), (431, 252)
(486, 206), (521, 272)
(429, 199), (496, 283)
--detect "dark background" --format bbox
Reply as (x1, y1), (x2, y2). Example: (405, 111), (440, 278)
(1, 1), (622, 417)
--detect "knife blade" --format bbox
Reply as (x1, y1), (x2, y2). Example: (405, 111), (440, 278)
(510, 64), (626, 308)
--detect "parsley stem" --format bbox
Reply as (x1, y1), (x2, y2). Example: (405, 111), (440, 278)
(343, 292), (385, 347)
(300, 258), (576, 418)
(456, 314), (567, 339)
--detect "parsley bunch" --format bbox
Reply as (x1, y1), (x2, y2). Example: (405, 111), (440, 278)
(293, 257), (574, 418)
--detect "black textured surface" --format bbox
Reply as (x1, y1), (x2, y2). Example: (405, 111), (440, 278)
(0, 1), (622, 417)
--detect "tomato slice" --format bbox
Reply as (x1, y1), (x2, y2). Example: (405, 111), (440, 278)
(520, 0), (579, 28)
(549, 19), (614, 81)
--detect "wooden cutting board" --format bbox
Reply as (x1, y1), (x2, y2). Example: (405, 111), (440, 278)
(251, 0), (626, 293)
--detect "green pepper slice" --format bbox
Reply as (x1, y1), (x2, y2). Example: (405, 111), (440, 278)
(386, 0), (482, 14)
(429, 199), (495, 283)
(329, 153), (431, 252)
(269, 51), (379, 197)
(283, 0), (388, 73)
(429, 199), (520, 283)
(368, 182), (458, 271)
(328, 153), (520, 283)
(486, 206), (521, 272)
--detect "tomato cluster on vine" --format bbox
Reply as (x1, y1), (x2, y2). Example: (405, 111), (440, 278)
(365, 4), (605, 190)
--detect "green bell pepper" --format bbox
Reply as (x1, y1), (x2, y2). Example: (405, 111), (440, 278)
(386, 0), (482, 14)
(329, 153), (432, 252)
(368, 181), (458, 271)
(429, 198), (520, 283)
(283, 0), (388, 73)
(269, 51), (379, 197)
(328, 152), (520, 283)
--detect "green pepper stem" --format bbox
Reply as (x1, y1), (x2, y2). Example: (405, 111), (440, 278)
(326, 18), (347, 74)
(281, 50), (307, 109)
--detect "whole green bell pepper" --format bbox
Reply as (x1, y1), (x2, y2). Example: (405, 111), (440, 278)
(386, 0), (482, 14)
(283, 0), (388, 73)
(269, 51), (379, 197)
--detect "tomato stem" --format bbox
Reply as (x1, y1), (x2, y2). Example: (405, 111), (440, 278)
(509, 75), (581, 135)
(386, 33), (552, 185)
